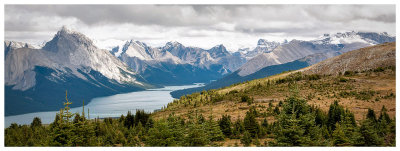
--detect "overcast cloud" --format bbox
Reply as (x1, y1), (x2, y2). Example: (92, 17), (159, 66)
(5, 5), (396, 51)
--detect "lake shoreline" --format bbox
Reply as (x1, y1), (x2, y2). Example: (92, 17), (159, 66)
(5, 84), (202, 128)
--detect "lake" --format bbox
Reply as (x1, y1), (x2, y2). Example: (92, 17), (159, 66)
(4, 84), (202, 127)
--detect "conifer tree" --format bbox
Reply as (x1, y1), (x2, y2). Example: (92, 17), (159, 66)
(332, 123), (350, 146)
(241, 130), (252, 147)
(366, 108), (377, 123)
(205, 115), (224, 141)
(244, 108), (259, 137)
(218, 115), (232, 137)
(30, 117), (42, 128)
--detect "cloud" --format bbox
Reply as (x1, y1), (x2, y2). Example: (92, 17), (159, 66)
(4, 4), (396, 51)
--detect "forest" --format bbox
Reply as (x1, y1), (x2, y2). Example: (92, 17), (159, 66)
(5, 79), (396, 146)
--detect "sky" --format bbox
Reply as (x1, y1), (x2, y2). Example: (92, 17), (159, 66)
(4, 5), (396, 52)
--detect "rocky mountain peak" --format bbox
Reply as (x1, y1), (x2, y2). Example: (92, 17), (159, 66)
(43, 26), (96, 53)
(208, 44), (230, 58)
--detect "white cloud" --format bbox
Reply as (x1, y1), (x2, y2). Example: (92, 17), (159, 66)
(5, 5), (396, 52)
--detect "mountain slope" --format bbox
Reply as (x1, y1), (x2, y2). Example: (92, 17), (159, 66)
(303, 42), (395, 75)
(171, 32), (395, 98)
(154, 42), (396, 124)
(238, 32), (395, 77)
(5, 27), (152, 116)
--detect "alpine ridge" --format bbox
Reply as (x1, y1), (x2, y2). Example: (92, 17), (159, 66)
(5, 27), (152, 116)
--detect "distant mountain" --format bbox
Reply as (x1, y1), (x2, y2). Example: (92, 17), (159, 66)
(232, 39), (282, 61)
(5, 27), (152, 116)
(111, 40), (246, 85)
(303, 42), (395, 75)
(171, 31), (395, 98)
(238, 31), (395, 77)
(4, 40), (37, 56)
(170, 52), (334, 98)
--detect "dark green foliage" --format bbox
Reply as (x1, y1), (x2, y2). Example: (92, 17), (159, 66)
(366, 109), (377, 122)
(124, 112), (133, 127)
(185, 122), (209, 146)
(244, 107), (260, 137)
(344, 71), (355, 76)
(338, 77), (349, 82)
(240, 131), (252, 146)
(241, 95), (254, 105)
(205, 116), (225, 142)
(124, 110), (151, 129)
(218, 115), (233, 137)
(327, 101), (345, 131)
(359, 119), (383, 146)
(31, 117), (42, 128)
(273, 106), (280, 115)
(332, 123), (350, 146)
(232, 119), (245, 138)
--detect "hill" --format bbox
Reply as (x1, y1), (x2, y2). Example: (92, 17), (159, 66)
(152, 42), (396, 146)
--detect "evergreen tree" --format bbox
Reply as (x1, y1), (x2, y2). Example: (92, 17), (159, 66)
(218, 115), (232, 137)
(146, 120), (176, 146)
(332, 123), (350, 146)
(327, 101), (345, 131)
(378, 106), (391, 124)
(359, 119), (383, 146)
(244, 107), (259, 137)
(30, 117), (42, 128)
(185, 122), (209, 146)
(366, 108), (377, 123)
(205, 115), (224, 141)
(124, 111), (134, 128)
(262, 118), (268, 128)
(241, 131), (252, 147)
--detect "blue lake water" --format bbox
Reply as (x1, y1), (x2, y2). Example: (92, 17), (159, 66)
(5, 84), (202, 127)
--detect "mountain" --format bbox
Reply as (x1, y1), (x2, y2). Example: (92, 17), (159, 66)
(5, 27), (152, 116)
(4, 40), (37, 56)
(171, 32), (395, 98)
(232, 39), (281, 61)
(303, 42), (395, 75)
(238, 31), (395, 77)
(170, 52), (336, 98)
(111, 40), (246, 85)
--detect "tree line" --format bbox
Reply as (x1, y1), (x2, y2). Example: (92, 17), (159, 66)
(5, 85), (395, 146)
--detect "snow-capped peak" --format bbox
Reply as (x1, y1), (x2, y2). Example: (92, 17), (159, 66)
(256, 39), (280, 50)
(313, 31), (369, 45)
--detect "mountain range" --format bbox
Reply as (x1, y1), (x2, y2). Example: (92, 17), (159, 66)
(4, 27), (395, 116)
(171, 31), (395, 98)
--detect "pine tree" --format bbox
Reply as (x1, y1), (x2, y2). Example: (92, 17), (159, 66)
(359, 119), (383, 146)
(124, 111), (134, 128)
(30, 117), (42, 128)
(62, 90), (74, 123)
(332, 123), (350, 146)
(244, 107), (259, 137)
(366, 108), (377, 123)
(50, 90), (75, 146)
(185, 122), (209, 146)
(327, 101), (345, 131)
(241, 131), (252, 146)
(218, 115), (232, 137)
(205, 115), (224, 141)
(146, 120), (175, 146)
